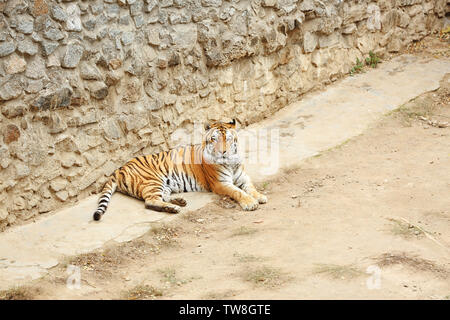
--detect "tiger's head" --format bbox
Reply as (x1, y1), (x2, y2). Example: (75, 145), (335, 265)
(202, 119), (240, 165)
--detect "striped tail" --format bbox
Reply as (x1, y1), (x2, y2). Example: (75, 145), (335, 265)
(93, 175), (117, 221)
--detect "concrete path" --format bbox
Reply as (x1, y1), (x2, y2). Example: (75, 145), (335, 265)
(1, 54), (449, 290)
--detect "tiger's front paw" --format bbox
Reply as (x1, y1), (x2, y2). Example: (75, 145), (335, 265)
(256, 193), (267, 204)
(250, 191), (267, 204)
(239, 197), (259, 211)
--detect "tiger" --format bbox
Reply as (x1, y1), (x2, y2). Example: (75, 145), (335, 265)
(93, 120), (267, 221)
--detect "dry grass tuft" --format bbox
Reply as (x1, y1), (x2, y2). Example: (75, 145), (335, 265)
(66, 249), (124, 278)
(157, 267), (179, 285)
(388, 219), (425, 239)
(390, 94), (441, 127)
(122, 284), (163, 300)
(312, 263), (364, 280)
(241, 266), (290, 288)
(65, 239), (159, 278)
(149, 224), (181, 247)
(70, 248), (121, 266)
(157, 266), (200, 287)
(0, 286), (41, 300)
(203, 289), (239, 300)
(374, 252), (449, 279)
(231, 226), (259, 237)
(233, 252), (266, 263)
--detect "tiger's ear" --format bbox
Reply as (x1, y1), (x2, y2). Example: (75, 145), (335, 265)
(228, 119), (236, 128)
(204, 123), (211, 131)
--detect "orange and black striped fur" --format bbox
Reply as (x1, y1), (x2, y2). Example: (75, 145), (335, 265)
(93, 120), (267, 221)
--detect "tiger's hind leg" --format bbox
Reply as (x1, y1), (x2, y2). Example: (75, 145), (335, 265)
(144, 195), (181, 214)
(141, 184), (181, 214)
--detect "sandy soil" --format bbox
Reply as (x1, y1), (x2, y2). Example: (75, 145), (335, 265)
(2, 71), (449, 300)
(1, 35), (449, 300)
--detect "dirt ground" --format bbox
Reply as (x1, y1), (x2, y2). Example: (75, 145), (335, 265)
(1, 35), (449, 300)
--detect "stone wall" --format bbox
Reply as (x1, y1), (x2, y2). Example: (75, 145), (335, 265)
(0, 0), (447, 229)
